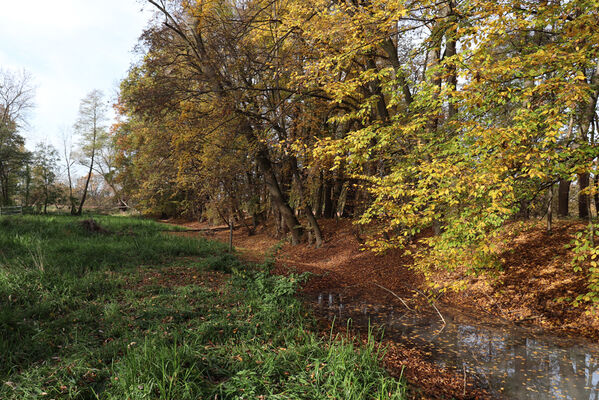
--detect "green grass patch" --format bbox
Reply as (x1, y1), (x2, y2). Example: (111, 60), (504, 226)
(0, 215), (405, 399)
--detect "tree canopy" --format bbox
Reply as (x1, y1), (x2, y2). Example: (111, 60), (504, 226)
(111, 0), (599, 298)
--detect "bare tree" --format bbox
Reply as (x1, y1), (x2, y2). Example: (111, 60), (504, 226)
(0, 68), (34, 205)
(91, 127), (126, 208)
(0, 68), (35, 128)
(61, 126), (77, 214)
(74, 90), (107, 215)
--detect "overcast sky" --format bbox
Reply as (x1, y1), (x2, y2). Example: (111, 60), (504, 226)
(0, 0), (155, 153)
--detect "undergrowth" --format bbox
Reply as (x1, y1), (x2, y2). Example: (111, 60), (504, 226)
(0, 215), (406, 399)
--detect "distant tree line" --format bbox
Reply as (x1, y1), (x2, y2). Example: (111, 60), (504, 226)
(0, 69), (120, 214)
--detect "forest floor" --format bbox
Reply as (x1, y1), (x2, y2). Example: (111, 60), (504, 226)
(435, 220), (599, 338)
(169, 217), (599, 399)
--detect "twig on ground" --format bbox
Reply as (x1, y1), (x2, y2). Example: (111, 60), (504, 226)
(413, 289), (446, 326)
(373, 283), (414, 312)
(483, 292), (509, 319)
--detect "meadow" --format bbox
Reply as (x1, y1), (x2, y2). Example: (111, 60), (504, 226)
(0, 215), (405, 399)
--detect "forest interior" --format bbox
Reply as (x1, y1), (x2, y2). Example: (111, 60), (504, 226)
(2, 0), (599, 399)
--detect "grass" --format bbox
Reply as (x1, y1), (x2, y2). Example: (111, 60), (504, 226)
(0, 215), (406, 399)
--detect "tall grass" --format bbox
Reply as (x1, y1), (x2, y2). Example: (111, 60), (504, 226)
(0, 215), (406, 399)
(106, 270), (406, 400)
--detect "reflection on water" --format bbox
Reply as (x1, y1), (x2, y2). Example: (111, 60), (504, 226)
(315, 293), (599, 399)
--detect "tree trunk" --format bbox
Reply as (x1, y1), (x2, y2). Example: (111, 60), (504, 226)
(445, 19), (458, 119)
(280, 213), (288, 235)
(579, 173), (590, 220)
(77, 116), (97, 216)
(235, 205), (254, 236)
(381, 38), (413, 106)
(292, 162), (323, 247)
(433, 220), (443, 236)
(426, 15), (444, 235)
(547, 185), (553, 232)
(331, 166), (345, 219)
(62, 135), (77, 215)
(577, 59), (599, 219)
(558, 180), (571, 217)
(323, 180), (333, 218)
(246, 128), (303, 244)
(273, 206), (281, 237)
(228, 215), (233, 252)
(24, 165), (31, 207)
(0, 168), (9, 206)
(366, 55), (391, 122)
(343, 182), (357, 217)
(518, 199), (530, 219)
(314, 171), (323, 217)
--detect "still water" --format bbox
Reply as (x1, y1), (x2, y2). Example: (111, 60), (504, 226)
(314, 293), (599, 399)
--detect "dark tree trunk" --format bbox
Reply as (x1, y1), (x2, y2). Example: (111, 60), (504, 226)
(331, 167), (345, 219)
(77, 119), (97, 216)
(547, 185), (553, 232)
(322, 180), (334, 218)
(366, 55), (391, 123)
(577, 60), (599, 219)
(24, 165), (31, 207)
(273, 206), (281, 237)
(433, 220), (443, 236)
(228, 215), (233, 252)
(280, 213), (288, 235)
(445, 15), (458, 119)
(381, 38), (413, 106)
(314, 171), (323, 217)
(343, 182), (357, 217)
(558, 180), (571, 217)
(243, 126), (303, 244)
(579, 173), (590, 220)
(518, 199), (530, 219)
(292, 160), (323, 247)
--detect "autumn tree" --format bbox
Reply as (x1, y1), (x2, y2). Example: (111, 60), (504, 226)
(282, 0), (599, 270)
(116, 0), (336, 244)
(113, 103), (186, 216)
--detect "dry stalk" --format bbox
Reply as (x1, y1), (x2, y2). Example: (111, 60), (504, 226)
(373, 282), (414, 312)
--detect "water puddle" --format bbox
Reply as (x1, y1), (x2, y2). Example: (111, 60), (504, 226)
(314, 293), (599, 399)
